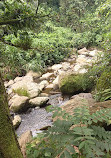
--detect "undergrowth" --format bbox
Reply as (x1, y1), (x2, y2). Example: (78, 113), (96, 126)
(26, 106), (111, 158)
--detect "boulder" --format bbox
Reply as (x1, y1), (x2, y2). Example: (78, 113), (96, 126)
(88, 50), (97, 57)
(26, 82), (40, 98)
(71, 93), (93, 100)
(78, 47), (88, 55)
(39, 80), (49, 88)
(12, 115), (21, 129)
(4, 80), (14, 88)
(14, 76), (23, 82)
(51, 64), (62, 71)
(76, 55), (88, 65)
(61, 94), (95, 115)
(40, 72), (53, 80)
(11, 80), (40, 99)
(10, 95), (29, 113)
(62, 62), (71, 71)
(29, 97), (49, 107)
(58, 70), (66, 75)
(73, 64), (81, 72)
(18, 131), (32, 158)
(38, 80), (49, 92)
(53, 76), (59, 90)
(26, 70), (41, 79)
(59, 73), (83, 94)
(46, 84), (54, 89)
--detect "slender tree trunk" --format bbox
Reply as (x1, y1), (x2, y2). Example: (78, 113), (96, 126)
(0, 73), (23, 158)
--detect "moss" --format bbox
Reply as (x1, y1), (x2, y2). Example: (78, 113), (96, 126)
(59, 74), (83, 94)
(0, 73), (23, 158)
(13, 87), (29, 97)
(59, 72), (95, 94)
(96, 70), (111, 91)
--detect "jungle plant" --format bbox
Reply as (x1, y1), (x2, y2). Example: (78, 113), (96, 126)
(26, 106), (111, 158)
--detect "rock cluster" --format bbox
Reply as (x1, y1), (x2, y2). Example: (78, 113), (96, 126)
(4, 48), (104, 135)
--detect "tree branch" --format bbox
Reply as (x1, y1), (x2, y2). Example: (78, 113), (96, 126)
(0, 38), (41, 51)
(0, 19), (21, 26)
(0, 13), (50, 26)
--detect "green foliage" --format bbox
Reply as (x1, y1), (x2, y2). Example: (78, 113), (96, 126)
(72, 31), (96, 48)
(8, 31), (33, 50)
(13, 87), (29, 97)
(96, 70), (111, 91)
(1, 21), (74, 80)
(56, 0), (111, 50)
(1, 0), (111, 80)
(94, 89), (111, 102)
(94, 69), (111, 101)
(82, 52), (111, 101)
(0, 44), (27, 80)
(26, 106), (111, 158)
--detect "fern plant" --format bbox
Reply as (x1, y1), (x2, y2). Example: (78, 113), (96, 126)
(26, 106), (111, 158)
(94, 89), (111, 102)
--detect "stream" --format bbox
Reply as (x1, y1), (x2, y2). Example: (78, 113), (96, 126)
(15, 58), (75, 137)
(12, 48), (98, 137)
(16, 92), (69, 137)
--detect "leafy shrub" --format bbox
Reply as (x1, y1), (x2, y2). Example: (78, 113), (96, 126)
(13, 88), (29, 97)
(0, 45), (27, 80)
(26, 106), (111, 158)
(12, 31), (33, 50)
(72, 31), (96, 49)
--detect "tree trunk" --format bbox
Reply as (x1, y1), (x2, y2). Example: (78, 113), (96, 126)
(0, 73), (23, 158)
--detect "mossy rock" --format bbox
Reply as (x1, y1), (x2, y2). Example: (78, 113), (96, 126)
(59, 73), (83, 94)
(96, 70), (111, 91)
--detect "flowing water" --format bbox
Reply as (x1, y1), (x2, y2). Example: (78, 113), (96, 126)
(15, 56), (76, 137)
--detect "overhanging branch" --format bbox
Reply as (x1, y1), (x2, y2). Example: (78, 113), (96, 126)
(0, 19), (21, 26)
(0, 13), (50, 26)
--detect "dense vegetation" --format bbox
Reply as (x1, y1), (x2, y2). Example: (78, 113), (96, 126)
(26, 106), (111, 158)
(0, 0), (111, 157)
(0, 0), (111, 80)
